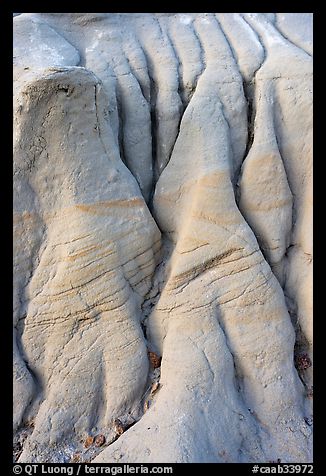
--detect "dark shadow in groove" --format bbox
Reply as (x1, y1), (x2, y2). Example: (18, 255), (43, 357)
(234, 79), (256, 204)
(147, 71), (158, 214)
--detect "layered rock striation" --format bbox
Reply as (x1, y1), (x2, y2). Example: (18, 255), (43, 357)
(13, 13), (313, 463)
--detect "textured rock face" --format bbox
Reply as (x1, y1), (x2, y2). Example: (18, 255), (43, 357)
(13, 13), (313, 463)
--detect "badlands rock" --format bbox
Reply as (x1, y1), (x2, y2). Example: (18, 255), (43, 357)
(13, 13), (313, 463)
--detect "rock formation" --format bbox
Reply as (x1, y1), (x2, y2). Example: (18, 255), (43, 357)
(13, 13), (313, 463)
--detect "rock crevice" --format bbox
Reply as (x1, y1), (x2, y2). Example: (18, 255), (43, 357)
(13, 12), (313, 463)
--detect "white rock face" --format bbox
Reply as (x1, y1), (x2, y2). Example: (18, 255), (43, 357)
(13, 13), (313, 463)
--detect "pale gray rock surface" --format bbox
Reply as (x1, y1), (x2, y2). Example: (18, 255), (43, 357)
(13, 13), (313, 463)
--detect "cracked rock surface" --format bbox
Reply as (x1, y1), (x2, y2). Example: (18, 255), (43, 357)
(13, 13), (313, 463)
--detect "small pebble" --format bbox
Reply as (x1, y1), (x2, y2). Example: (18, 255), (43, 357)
(94, 434), (106, 447)
(148, 351), (161, 369)
(71, 452), (81, 463)
(295, 353), (312, 371)
(84, 435), (94, 448)
(113, 419), (124, 436)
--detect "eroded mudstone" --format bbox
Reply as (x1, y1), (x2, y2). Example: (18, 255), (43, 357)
(13, 13), (312, 463)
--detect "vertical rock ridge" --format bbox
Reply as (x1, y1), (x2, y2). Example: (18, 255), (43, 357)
(13, 13), (313, 464)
